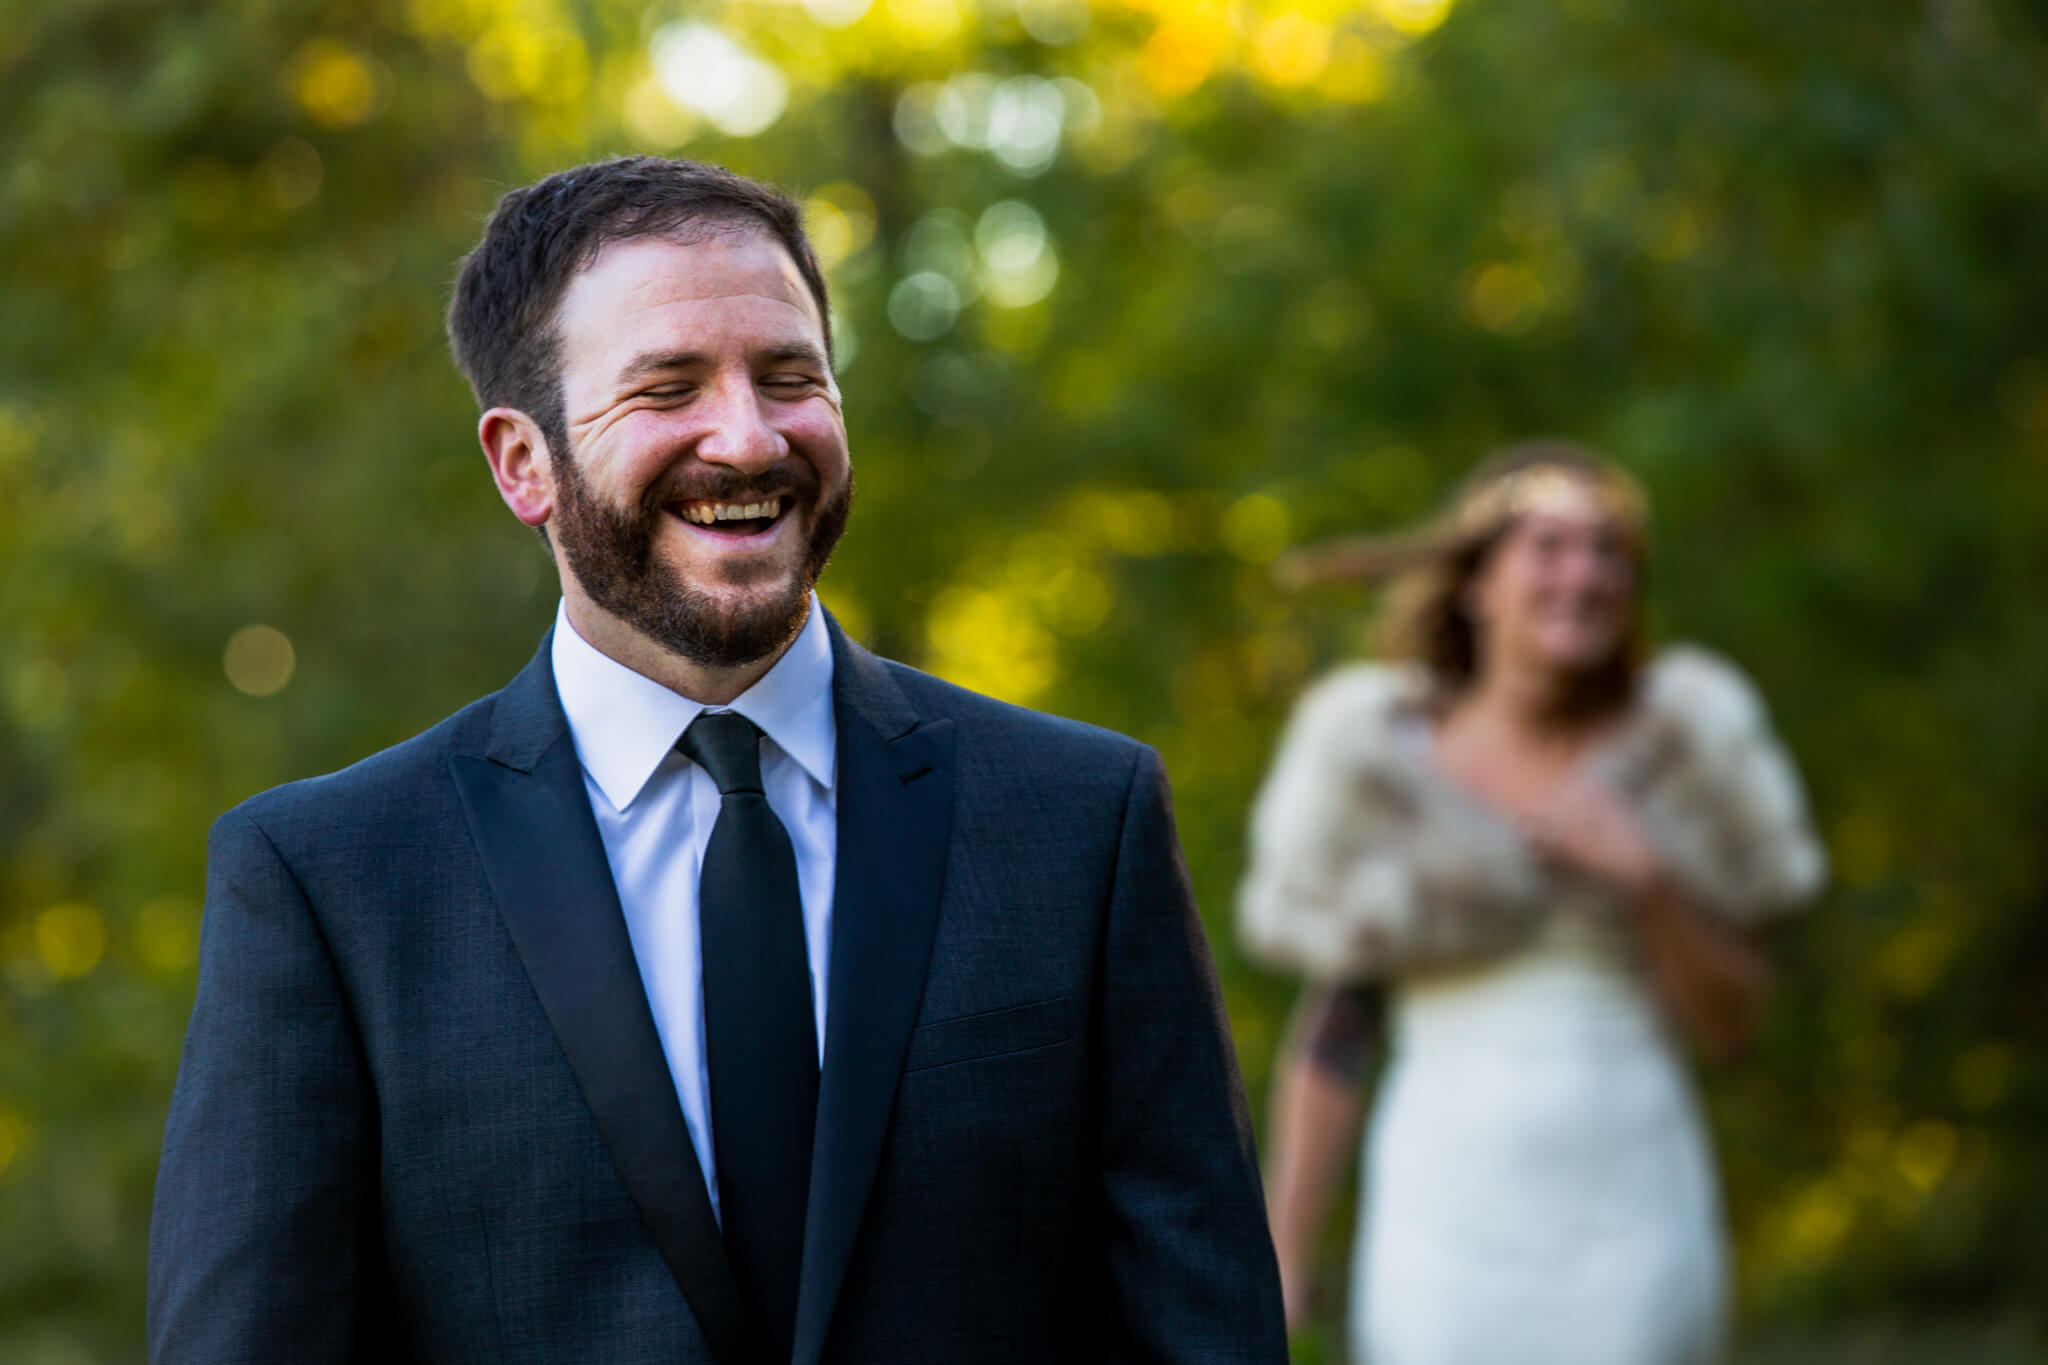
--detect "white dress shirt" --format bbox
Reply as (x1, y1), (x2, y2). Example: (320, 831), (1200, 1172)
(551, 594), (837, 1219)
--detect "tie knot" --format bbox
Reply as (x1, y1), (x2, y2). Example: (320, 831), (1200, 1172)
(679, 711), (765, 796)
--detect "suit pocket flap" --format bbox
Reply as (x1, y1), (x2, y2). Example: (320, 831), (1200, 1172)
(902, 996), (1072, 1073)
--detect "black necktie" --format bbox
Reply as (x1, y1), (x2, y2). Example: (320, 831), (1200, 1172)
(680, 711), (818, 1364)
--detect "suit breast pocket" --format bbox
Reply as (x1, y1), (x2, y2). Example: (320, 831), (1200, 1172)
(901, 996), (1073, 1074)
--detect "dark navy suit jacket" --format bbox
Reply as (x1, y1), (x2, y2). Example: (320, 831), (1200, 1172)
(149, 619), (1287, 1364)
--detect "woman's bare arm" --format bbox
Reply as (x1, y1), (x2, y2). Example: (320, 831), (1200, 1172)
(1626, 876), (1771, 1059)
(1265, 986), (1379, 1330)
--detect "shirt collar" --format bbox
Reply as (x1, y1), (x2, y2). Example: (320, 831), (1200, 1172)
(550, 593), (837, 813)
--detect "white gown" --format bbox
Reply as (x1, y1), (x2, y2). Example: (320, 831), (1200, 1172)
(1353, 909), (1727, 1365)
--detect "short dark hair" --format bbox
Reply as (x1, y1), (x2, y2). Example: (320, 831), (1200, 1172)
(446, 156), (832, 444)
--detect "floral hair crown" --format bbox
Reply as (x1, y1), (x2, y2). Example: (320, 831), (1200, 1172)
(1452, 462), (1650, 543)
(1271, 452), (1650, 589)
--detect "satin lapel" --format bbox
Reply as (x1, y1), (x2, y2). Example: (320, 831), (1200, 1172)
(792, 629), (956, 1365)
(449, 642), (753, 1365)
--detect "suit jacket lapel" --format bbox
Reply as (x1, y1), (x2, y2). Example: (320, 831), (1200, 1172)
(792, 622), (956, 1365)
(449, 637), (753, 1365)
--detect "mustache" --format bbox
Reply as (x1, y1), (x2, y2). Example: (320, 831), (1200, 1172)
(641, 460), (820, 515)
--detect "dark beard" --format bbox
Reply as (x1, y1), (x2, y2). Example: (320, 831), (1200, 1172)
(548, 439), (851, 671)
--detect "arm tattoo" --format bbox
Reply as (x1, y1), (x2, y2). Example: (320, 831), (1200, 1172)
(1297, 984), (1387, 1084)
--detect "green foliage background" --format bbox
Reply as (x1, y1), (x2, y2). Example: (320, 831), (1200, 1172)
(3, 0), (2045, 1359)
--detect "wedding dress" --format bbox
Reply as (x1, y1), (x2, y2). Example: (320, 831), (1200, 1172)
(1356, 910), (1725, 1364)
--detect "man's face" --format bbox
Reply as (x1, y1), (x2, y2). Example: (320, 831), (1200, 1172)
(546, 230), (851, 669)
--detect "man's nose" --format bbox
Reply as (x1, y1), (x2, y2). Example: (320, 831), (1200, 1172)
(693, 376), (788, 473)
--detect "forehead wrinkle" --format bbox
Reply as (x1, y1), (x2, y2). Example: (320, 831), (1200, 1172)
(559, 236), (820, 358)
(591, 285), (820, 341)
(586, 289), (816, 348)
(577, 293), (824, 386)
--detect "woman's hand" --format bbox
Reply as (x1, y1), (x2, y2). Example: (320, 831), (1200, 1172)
(1522, 775), (1664, 898)
(1526, 777), (1771, 1057)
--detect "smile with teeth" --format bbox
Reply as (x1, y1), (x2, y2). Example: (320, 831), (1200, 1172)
(675, 495), (786, 526)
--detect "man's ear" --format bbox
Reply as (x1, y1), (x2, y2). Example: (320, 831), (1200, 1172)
(479, 407), (556, 528)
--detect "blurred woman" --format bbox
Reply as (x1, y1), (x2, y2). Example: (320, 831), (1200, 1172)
(1239, 442), (1826, 1365)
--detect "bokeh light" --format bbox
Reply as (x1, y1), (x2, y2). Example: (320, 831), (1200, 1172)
(975, 200), (1060, 308)
(223, 626), (297, 698)
(35, 904), (107, 981)
(651, 22), (788, 137)
(887, 271), (962, 340)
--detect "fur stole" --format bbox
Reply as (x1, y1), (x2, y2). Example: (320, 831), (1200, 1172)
(1236, 646), (1827, 983)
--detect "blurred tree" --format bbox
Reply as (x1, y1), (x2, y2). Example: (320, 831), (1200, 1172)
(2, 0), (2045, 1359)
